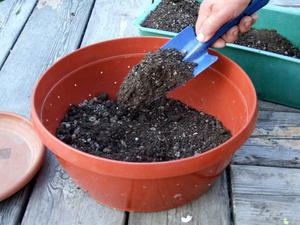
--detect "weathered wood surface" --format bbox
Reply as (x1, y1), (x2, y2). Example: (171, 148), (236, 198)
(233, 95), (300, 169)
(81, 0), (152, 45)
(0, 0), (39, 224)
(22, 152), (126, 225)
(233, 109), (300, 168)
(258, 101), (300, 113)
(231, 165), (300, 225)
(0, 0), (94, 116)
(0, 0), (37, 68)
(0, 185), (31, 225)
(129, 173), (231, 225)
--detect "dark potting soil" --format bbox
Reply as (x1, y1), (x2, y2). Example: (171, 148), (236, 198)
(142, 0), (200, 33)
(235, 28), (300, 58)
(117, 48), (196, 108)
(56, 94), (232, 162)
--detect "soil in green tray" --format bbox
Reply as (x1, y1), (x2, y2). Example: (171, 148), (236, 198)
(142, 1), (300, 58)
(235, 28), (300, 58)
(142, 0), (200, 33)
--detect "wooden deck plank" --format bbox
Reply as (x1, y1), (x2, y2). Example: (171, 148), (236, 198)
(21, 152), (126, 225)
(0, 0), (95, 116)
(0, 0), (37, 68)
(0, 185), (31, 225)
(233, 110), (300, 168)
(81, 0), (152, 45)
(0, 0), (38, 222)
(129, 173), (231, 225)
(0, 1), (124, 224)
(231, 165), (300, 225)
(233, 143), (300, 168)
(258, 100), (300, 113)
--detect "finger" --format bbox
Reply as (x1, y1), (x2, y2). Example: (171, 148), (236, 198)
(211, 38), (226, 48)
(198, 10), (233, 42)
(251, 13), (259, 24)
(195, 1), (212, 35)
(238, 16), (253, 33)
(222, 26), (239, 43)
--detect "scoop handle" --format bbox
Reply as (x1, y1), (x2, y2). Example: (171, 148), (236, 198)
(201, 0), (269, 49)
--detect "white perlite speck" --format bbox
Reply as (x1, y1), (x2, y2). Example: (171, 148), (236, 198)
(181, 215), (192, 223)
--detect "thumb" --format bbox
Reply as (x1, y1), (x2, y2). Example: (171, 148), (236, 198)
(197, 10), (232, 42)
(195, 0), (212, 35)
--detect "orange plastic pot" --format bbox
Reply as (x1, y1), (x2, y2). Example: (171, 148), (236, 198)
(31, 37), (257, 212)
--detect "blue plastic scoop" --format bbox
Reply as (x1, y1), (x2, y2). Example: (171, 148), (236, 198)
(161, 0), (270, 76)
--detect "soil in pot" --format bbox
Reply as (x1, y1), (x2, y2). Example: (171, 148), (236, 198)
(56, 48), (232, 162)
(56, 94), (231, 162)
(142, 0), (200, 33)
(235, 28), (300, 58)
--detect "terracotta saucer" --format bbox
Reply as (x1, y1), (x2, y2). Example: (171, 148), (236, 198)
(0, 112), (45, 201)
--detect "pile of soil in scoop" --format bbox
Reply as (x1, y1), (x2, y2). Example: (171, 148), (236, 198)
(235, 28), (300, 58)
(142, 0), (200, 33)
(56, 94), (231, 162)
(56, 48), (232, 162)
(117, 48), (196, 108)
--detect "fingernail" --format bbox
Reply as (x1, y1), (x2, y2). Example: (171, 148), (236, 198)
(233, 30), (238, 37)
(245, 17), (252, 23)
(252, 14), (259, 20)
(245, 21), (252, 27)
(197, 33), (205, 42)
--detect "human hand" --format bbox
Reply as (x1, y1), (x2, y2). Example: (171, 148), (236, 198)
(196, 0), (258, 48)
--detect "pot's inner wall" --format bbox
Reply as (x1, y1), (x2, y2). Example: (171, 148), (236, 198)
(39, 54), (249, 136)
(33, 38), (255, 141)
